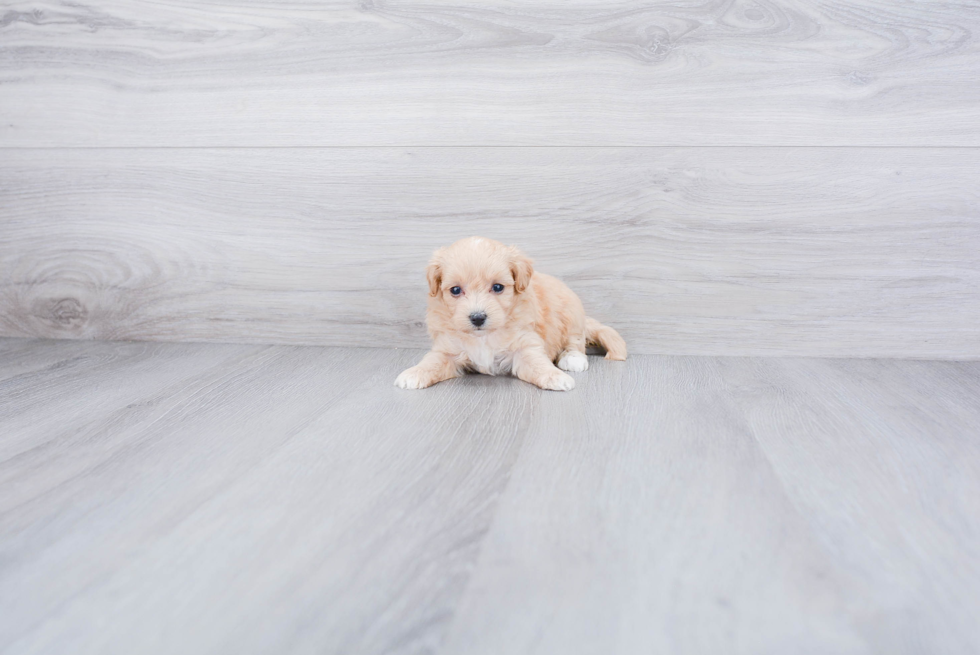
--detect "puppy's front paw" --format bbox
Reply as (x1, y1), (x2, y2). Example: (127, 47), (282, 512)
(395, 366), (430, 389)
(557, 351), (589, 372)
(536, 369), (575, 391)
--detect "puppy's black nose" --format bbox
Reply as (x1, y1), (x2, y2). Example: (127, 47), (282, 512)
(469, 311), (487, 328)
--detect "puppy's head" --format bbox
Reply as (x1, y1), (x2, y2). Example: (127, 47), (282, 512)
(426, 237), (533, 334)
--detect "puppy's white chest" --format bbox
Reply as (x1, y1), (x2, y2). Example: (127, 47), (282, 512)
(463, 336), (513, 376)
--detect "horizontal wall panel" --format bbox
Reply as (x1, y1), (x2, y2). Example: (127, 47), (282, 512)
(1, 147), (979, 358)
(1, 1), (979, 147)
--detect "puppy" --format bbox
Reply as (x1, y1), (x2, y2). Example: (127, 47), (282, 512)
(395, 237), (626, 391)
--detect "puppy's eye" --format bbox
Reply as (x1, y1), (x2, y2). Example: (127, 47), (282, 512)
(491, 283), (504, 293)
(449, 286), (462, 296)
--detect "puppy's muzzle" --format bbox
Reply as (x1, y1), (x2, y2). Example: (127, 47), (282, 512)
(469, 311), (487, 328)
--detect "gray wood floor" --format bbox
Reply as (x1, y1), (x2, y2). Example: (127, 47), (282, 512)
(2, 338), (979, 655)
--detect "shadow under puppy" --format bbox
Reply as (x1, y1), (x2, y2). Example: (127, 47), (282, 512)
(395, 237), (626, 391)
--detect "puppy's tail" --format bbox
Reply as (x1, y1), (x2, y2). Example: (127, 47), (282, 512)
(586, 317), (627, 361)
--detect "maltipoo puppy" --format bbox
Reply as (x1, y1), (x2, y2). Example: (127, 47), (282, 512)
(395, 237), (626, 391)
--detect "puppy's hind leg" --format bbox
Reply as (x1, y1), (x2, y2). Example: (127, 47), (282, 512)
(556, 331), (589, 372)
(395, 350), (461, 389)
(514, 347), (575, 391)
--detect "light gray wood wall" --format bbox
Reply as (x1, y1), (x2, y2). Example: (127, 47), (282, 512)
(3, 148), (979, 357)
(1, 1), (979, 357)
(2, 0), (979, 147)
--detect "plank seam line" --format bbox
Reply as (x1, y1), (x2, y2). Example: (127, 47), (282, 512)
(3, 145), (980, 151)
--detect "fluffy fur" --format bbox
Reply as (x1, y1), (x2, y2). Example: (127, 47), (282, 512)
(395, 237), (627, 391)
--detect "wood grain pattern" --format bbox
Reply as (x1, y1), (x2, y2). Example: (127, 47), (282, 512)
(716, 357), (980, 654)
(2, 339), (979, 654)
(0, 342), (533, 654)
(1, 0), (979, 146)
(443, 354), (980, 655)
(2, 147), (978, 358)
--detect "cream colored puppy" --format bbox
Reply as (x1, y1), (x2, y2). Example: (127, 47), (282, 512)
(395, 237), (626, 391)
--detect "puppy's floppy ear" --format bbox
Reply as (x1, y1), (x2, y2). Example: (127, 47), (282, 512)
(509, 247), (534, 294)
(426, 257), (443, 297)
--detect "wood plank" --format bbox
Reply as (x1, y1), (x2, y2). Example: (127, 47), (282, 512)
(0, 342), (535, 654)
(442, 354), (871, 654)
(0, 340), (262, 466)
(2, 147), (978, 358)
(715, 357), (980, 654)
(1, 1), (979, 146)
(443, 355), (980, 654)
(0, 338), (103, 383)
